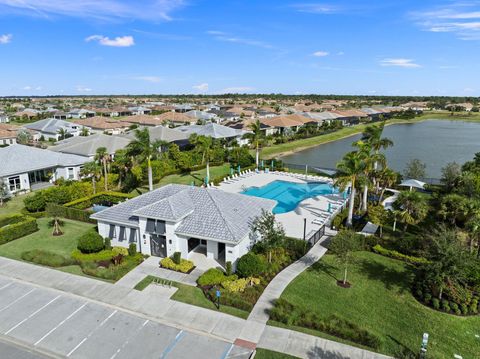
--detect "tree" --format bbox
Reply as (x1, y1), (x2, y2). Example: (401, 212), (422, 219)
(441, 162), (461, 192)
(251, 209), (286, 263)
(329, 230), (360, 286)
(438, 194), (469, 226)
(57, 128), (68, 141)
(393, 191), (428, 233)
(16, 129), (31, 145)
(81, 161), (102, 194)
(361, 122), (393, 171)
(404, 159), (426, 180)
(0, 180), (8, 206)
(80, 127), (90, 136)
(127, 128), (163, 191)
(190, 134), (214, 183)
(111, 149), (132, 190)
(95, 147), (110, 191)
(368, 205), (389, 237)
(465, 214), (480, 255)
(335, 151), (365, 227)
(377, 167), (398, 204)
(245, 119), (264, 169)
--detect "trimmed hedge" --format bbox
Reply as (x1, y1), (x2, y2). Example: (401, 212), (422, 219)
(372, 244), (429, 265)
(197, 268), (237, 286)
(64, 191), (134, 210)
(0, 214), (25, 227)
(46, 203), (95, 224)
(21, 250), (74, 267)
(0, 215), (38, 244)
(71, 249), (115, 262)
(160, 257), (195, 273)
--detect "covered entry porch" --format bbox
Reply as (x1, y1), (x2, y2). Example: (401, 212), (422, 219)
(187, 238), (226, 270)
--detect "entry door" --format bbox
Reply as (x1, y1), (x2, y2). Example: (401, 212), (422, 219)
(150, 235), (167, 257)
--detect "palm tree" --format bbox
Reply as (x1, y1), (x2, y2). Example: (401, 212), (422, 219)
(362, 122), (394, 169)
(80, 127), (90, 136)
(335, 151), (365, 227)
(465, 214), (480, 255)
(111, 149), (131, 190)
(393, 191), (428, 233)
(57, 128), (68, 141)
(81, 161), (102, 194)
(190, 134), (214, 182)
(127, 128), (162, 191)
(245, 119), (264, 169)
(377, 167), (398, 204)
(95, 147), (110, 191)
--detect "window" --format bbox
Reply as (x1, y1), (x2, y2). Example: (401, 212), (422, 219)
(109, 225), (116, 238)
(119, 226), (126, 241)
(129, 229), (137, 243)
(8, 176), (20, 192)
(67, 168), (74, 180)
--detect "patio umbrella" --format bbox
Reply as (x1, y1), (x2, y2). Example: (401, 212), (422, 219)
(261, 160), (264, 169)
(271, 159), (275, 169)
(230, 167), (234, 176)
(238, 165), (241, 174)
(399, 179), (426, 191)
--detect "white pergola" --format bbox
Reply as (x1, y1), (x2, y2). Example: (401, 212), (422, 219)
(399, 179), (426, 191)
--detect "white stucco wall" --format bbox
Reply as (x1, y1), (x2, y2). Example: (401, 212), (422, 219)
(206, 240), (218, 260)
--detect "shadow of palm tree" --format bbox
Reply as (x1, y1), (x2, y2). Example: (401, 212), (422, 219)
(357, 258), (413, 294)
(307, 346), (352, 359)
(387, 335), (417, 359)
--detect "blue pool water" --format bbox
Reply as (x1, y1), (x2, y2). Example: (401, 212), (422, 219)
(242, 180), (337, 214)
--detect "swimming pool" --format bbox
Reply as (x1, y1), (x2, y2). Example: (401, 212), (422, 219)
(242, 180), (337, 214)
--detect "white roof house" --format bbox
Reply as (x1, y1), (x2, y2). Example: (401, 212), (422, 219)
(91, 184), (275, 268)
(23, 118), (84, 141)
(0, 144), (89, 194)
(50, 133), (131, 159)
(176, 123), (250, 145)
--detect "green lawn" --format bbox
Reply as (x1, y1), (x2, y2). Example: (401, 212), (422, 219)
(0, 193), (32, 216)
(255, 349), (299, 359)
(276, 251), (480, 359)
(134, 275), (250, 319)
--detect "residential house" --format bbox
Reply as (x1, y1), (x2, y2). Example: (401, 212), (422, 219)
(184, 110), (218, 123)
(124, 115), (163, 127)
(128, 106), (152, 115)
(174, 104), (195, 113)
(24, 118), (84, 141)
(50, 133), (131, 159)
(260, 114), (315, 135)
(68, 109), (96, 119)
(53, 111), (68, 120)
(0, 114), (9, 123)
(91, 184), (275, 267)
(157, 112), (197, 127)
(331, 109), (369, 126)
(176, 123), (250, 145)
(73, 117), (131, 135)
(122, 126), (189, 148)
(0, 124), (19, 146)
(0, 144), (89, 195)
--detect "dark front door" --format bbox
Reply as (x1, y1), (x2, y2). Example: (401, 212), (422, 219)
(150, 235), (167, 257)
(188, 238), (200, 252)
(218, 242), (226, 263)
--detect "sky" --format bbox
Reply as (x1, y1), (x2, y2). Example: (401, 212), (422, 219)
(0, 0), (479, 96)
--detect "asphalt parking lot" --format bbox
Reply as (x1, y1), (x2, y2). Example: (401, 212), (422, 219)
(0, 277), (252, 359)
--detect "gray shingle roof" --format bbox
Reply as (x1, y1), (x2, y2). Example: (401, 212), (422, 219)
(91, 184), (276, 243)
(50, 134), (130, 157)
(122, 126), (189, 143)
(23, 118), (79, 135)
(176, 123), (247, 139)
(0, 144), (90, 177)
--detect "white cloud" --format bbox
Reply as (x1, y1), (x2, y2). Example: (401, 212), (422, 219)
(86, 35), (134, 47)
(206, 30), (273, 49)
(412, 3), (480, 40)
(337, 51), (344, 55)
(193, 83), (209, 92)
(0, 0), (185, 22)
(35, 86), (42, 90)
(22, 85), (43, 91)
(221, 86), (255, 93)
(131, 76), (162, 83)
(76, 86), (92, 92)
(22, 86), (31, 90)
(0, 34), (12, 44)
(291, 3), (339, 14)
(313, 51), (329, 57)
(380, 58), (421, 68)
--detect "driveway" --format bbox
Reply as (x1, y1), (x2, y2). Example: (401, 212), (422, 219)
(0, 278), (252, 359)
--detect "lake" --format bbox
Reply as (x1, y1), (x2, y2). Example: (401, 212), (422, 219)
(280, 120), (480, 178)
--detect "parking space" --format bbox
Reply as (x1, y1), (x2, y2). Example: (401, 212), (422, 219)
(0, 279), (252, 359)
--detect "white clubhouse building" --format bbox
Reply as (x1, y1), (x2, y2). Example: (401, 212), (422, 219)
(91, 184), (275, 267)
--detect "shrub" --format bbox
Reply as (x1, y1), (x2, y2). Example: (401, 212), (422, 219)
(222, 277), (260, 293)
(197, 268), (237, 286)
(460, 303), (469, 315)
(22, 250), (74, 267)
(236, 253), (266, 278)
(432, 298), (440, 310)
(46, 203), (94, 224)
(423, 293), (432, 305)
(372, 244), (429, 265)
(128, 243), (137, 256)
(113, 246), (129, 256)
(225, 261), (233, 276)
(284, 237), (310, 260)
(64, 191), (133, 209)
(173, 251), (181, 265)
(0, 216), (38, 244)
(160, 257), (194, 273)
(25, 181), (93, 212)
(71, 249), (115, 262)
(469, 299), (478, 314)
(104, 238), (112, 250)
(441, 299), (450, 313)
(80, 253), (143, 281)
(77, 230), (104, 254)
(450, 302), (460, 315)
(416, 289), (424, 301)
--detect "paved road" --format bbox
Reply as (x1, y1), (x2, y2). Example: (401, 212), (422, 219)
(0, 278), (252, 359)
(0, 338), (52, 359)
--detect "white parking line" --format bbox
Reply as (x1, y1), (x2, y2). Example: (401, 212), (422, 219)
(34, 302), (87, 346)
(0, 282), (12, 291)
(66, 309), (118, 357)
(5, 295), (61, 335)
(0, 288), (35, 313)
(109, 319), (149, 359)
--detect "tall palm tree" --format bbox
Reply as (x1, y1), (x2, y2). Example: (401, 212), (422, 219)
(127, 128), (163, 191)
(95, 147), (110, 191)
(81, 161), (102, 194)
(190, 134), (214, 182)
(111, 149), (131, 190)
(335, 151), (365, 227)
(362, 122), (393, 171)
(245, 119), (264, 169)
(80, 127), (90, 136)
(377, 167), (398, 204)
(394, 191), (428, 233)
(57, 128), (68, 141)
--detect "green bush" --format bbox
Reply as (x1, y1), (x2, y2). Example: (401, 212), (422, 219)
(236, 252), (266, 278)
(172, 251), (181, 265)
(46, 203), (95, 224)
(450, 302), (461, 315)
(64, 191), (133, 209)
(113, 246), (129, 256)
(160, 257), (194, 273)
(0, 214), (24, 227)
(71, 249), (115, 262)
(22, 250), (74, 267)
(225, 261), (233, 276)
(77, 230), (104, 254)
(283, 237), (310, 260)
(372, 244), (429, 265)
(423, 293), (432, 305)
(0, 216), (38, 244)
(197, 268), (237, 286)
(441, 299), (450, 313)
(80, 253), (143, 281)
(104, 238), (112, 250)
(432, 298), (440, 310)
(469, 299), (478, 314)
(460, 303), (469, 315)
(332, 208), (348, 229)
(128, 243), (137, 256)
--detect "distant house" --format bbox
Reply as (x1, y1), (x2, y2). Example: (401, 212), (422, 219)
(50, 133), (131, 159)
(128, 106), (152, 115)
(331, 109), (369, 126)
(23, 118), (83, 141)
(68, 109), (96, 119)
(0, 144), (89, 195)
(53, 111), (68, 120)
(174, 104), (195, 113)
(122, 126), (189, 148)
(0, 114), (9, 123)
(0, 124), (19, 146)
(124, 115), (163, 127)
(15, 108), (40, 119)
(184, 110), (217, 122)
(260, 114), (315, 135)
(176, 123), (250, 145)
(157, 112), (197, 126)
(91, 184), (275, 267)
(95, 107), (132, 117)
(72, 117), (131, 135)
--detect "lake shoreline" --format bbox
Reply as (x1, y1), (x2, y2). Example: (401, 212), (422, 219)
(263, 113), (480, 159)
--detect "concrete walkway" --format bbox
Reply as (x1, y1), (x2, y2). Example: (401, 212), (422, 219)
(115, 256), (203, 288)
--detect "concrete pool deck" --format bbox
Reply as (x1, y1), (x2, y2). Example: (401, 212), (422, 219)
(218, 171), (346, 239)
